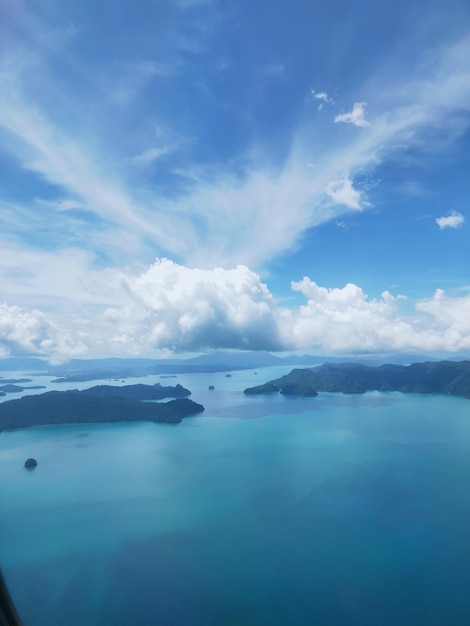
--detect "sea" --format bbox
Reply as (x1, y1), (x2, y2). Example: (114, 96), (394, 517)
(1, 366), (470, 625)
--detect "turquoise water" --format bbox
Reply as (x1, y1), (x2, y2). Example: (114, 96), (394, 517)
(1, 370), (470, 625)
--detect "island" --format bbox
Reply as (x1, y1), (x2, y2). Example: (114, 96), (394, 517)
(244, 361), (470, 397)
(244, 369), (319, 396)
(81, 382), (191, 401)
(0, 384), (46, 394)
(0, 383), (204, 431)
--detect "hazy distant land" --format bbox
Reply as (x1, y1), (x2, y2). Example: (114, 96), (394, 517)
(0, 384), (46, 394)
(2, 351), (462, 383)
(245, 361), (470, 397)
(0, 383), (204, 431)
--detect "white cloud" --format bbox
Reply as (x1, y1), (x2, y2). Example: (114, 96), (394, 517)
(34, 198), (83, 212)
(280, 280), (470, 353)
(1, 33), (470, 271)
(0, 303), (86, 360)
(311, 89), (334, 110)
(1, 11), (470, 352)
(334, 102), (370, 127)
(1, 258), (282, 358)
(3, 259), (470, 358)
(436, 211), (465, 229)
(0, 241), (140, 324)
(0, 304), (52, 355)
(417, 288), (470, 329)
(0, 88), (147, 230)
(0, 66), (337, 268)
(326, 177), (364, 210)
(414, 289), (470, 351)
(104, 259), (283, 352)
(131, 146), (175, 166)
(281, 280), (411, 352)
(313, 91), (330, 103)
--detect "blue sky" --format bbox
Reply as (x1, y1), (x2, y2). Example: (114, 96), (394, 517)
(1, 0), (470, 360)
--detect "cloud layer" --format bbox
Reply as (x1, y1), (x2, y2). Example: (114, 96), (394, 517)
(1, 21), (470, 270)
(2, 259), (470, 360)
(1, 3), (470, 363)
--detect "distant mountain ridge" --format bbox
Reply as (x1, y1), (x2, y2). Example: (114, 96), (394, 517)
(244, 361), (470, 397)
(2, 352), (467, 383)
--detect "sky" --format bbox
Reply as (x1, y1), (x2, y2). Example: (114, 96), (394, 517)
(1, 0), (470, 361)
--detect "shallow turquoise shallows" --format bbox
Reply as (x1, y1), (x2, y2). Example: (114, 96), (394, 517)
(1, 371), (470, 625)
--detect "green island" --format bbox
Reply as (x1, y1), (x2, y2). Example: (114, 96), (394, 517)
(0, 383), (204, 431)
(0, 384), (46, 394)
(244, 361), (470, 397)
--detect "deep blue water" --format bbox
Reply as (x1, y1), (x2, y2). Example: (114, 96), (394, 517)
(1, 368), (470, 625)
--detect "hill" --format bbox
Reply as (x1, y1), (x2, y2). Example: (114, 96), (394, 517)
(0, 383), (203, 431)
(244, 361), (470, 397)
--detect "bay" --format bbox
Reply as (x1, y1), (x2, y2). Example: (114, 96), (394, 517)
(1, 367), (470, 625)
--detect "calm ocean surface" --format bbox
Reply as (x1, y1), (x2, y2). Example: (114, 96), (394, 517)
(1, 366), (470, 625)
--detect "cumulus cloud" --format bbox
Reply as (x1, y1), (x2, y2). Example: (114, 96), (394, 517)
(280, 280), (470, 353)
(3, 259), (470, 358)
(334, 102), (370, 127)
(104, 259), (283, 352)
(281, 280), (410, 351)
(326, 177), (364, 210)
(415, 289), (470, 350)
(0, 304), (51, 355)
(112, 265), (470, 356)
(435, 211), (465, 229)
(0, 303), (86, 360)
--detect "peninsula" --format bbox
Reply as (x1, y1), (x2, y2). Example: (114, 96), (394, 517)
(244, 361), (470, 397)
(0, 383), (204, 431)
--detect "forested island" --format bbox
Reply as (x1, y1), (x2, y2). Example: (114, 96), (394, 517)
(0, 383), (204, 431)
(244, 361), (470, 397)
(0, 384), (46, 395)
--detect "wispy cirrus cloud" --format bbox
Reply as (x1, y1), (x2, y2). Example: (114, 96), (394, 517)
(131, 146), (176, 166)
(1, 34), (470, 274)
(1, 13), (470, 275)
(0, 54), (371, 268)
